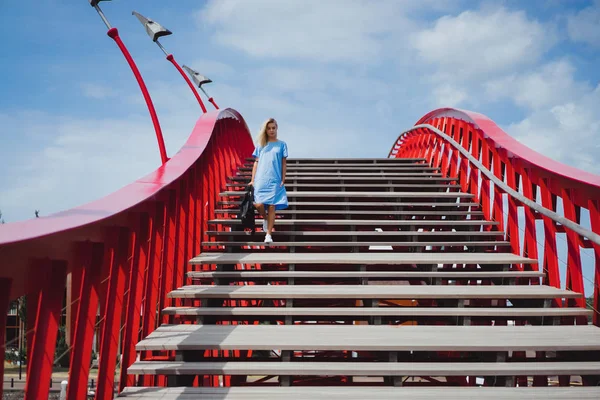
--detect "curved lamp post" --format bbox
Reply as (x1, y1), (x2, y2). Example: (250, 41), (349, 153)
(182, 65), (220, 110)
(132, 11), (208, 113)
(89, 1), (168, 165)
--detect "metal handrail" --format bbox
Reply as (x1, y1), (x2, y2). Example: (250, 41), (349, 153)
(397, 124), (600, 247)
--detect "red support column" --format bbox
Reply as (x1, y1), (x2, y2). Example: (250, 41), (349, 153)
(67, 266), (84, 347)
(67, 243), (104, 400)
(588, 199), (600, 326)
(26, 291), (39, 364)
(24, 260), (67, 400)
(505, 159), (522, 270)
(491, 148), (505, 233)
(539, 179), (561, 292)
(520, 168), (540, 277)
(479, 139), (492, 225)
(0, 278), (12, 399)
(140, 202), (165, 386)
(562, 189), (586, 314)
(159, 190), (178, 325)
(95, 228), (131, 400)
(119, 213), (151, 391)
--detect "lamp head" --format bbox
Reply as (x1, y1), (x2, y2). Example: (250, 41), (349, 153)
(132, 11), (173, 42)
(89, 0), (110, 7)
(182, 65), (212, 88)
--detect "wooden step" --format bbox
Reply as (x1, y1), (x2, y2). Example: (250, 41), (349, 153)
(202, 240), (508, 247)
(218, 200), (479, 207)
(206, 231), (505, 241)
(135, 324), (600, 352)
(227, 183), (461, 190)
(118, 386), (600, 399)
(163, 306), (590, 318)
(214, 209), (484, 217)
(246, 157), (428, 163)
(209, 219), (497, 227)
(230, 176), (459, 182)
(220, 191), (472, 198)
(190, 252), (531, 265)
(128, 359), (600, 377)
(186, 270), (543, 280)
(237, 172), (444, 177)
(237, 165), (440, 174)
(168, 284), (577, 300)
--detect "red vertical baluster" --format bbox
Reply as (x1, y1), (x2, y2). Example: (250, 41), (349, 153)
(0, 278), (12, 399)
(467, 129), (480, 201)
(68, 265), (84, 347)
(520, 168), (540, 275)
(24, 260), (67, 400)
(119, 213), (151, 390)
(67, 243), (104, 400)
(539, 179), (561, 293)
(479, 139), (492, 227)
(95, 228), (131, 400)
(505, 159), (522, 270)
(561, 189), (586, 314)
(491, 148), (505, 233)
(140, 201), (166, 386)
(456, 121), (468, 192)
(160, 190), (178, 325)
(588, 199), (600, 326)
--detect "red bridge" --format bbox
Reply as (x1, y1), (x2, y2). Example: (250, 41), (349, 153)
(1, 107), (600, 399)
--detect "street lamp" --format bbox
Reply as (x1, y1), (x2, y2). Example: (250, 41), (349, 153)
(89, 1), (168, 165)
(182, 65), (220, 110)
(132, 11), (209, 113)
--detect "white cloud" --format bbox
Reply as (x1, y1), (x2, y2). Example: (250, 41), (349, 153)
(506, 83), (600, 174)
(81, 83), (117, 99)
(567, 0), (600, 47)
(412, 7), (554, 80)
(432, 83), (468, 107)
(484, 60), (590, 110)
(197, 0), (451, 63)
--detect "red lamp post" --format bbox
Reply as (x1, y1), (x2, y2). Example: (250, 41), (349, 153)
(182, 65), (220, 110)
(90, 1), (168, 165)
(132, 11), (209, 113)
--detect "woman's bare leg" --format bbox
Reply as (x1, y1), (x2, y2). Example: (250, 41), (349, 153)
(267, 205), (276, 235)
(255, 203), (267, 220)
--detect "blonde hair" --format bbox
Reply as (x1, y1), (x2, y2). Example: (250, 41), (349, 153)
(257, 118), (278, 147)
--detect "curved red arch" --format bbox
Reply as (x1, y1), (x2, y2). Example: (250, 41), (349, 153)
(415, 107), (600, 188)
(0, 108), (251, 246)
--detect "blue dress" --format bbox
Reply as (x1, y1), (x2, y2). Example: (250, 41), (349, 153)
(252, 140), (289, 210)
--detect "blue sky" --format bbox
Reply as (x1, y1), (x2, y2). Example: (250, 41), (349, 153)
(1, 1), (599, 292)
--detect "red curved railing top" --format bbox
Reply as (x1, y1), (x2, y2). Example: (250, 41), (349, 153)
(416, 108), (600, 189)
(0, 108), (247, 246)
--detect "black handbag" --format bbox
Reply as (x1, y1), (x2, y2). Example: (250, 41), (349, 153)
(238, 184), (256, 233)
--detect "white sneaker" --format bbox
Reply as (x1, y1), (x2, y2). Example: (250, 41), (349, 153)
(262, 219), (268, 232)
(264, 234), (273, 243)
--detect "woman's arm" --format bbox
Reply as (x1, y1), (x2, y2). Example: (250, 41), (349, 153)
(281, 157), (287, 186)
(250, 159), (258, 185)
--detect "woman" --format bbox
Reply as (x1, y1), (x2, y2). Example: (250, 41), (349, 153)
(249, 118), (288, 243)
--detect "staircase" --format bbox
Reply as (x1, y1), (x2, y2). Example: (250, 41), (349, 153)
(120, 158), (600, 399)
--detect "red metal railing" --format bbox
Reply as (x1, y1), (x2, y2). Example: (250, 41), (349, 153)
(389, 107), (600, 326)
(0, 108), (253, 399)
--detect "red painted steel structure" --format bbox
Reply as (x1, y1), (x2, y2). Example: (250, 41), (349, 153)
(166, 54), (208, 113)
(107, 27), (169, 165)
(389, 107), (600, 326)
(208, 97), (220, 110)
(2, 106), (600, 395)
(0, 108), (253, 399)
